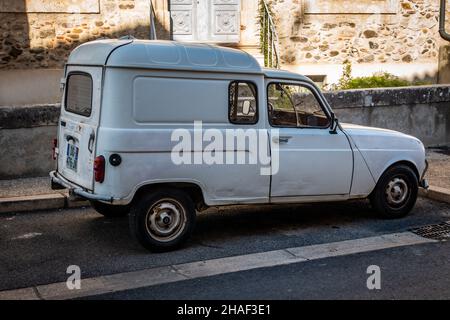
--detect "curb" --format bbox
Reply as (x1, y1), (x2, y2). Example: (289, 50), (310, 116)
(0, 193), (89, 214)
(1, 186), (449, 215)
(419, 186), (450, 204)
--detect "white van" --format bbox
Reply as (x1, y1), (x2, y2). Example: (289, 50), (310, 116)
(51, 40), (429, 252)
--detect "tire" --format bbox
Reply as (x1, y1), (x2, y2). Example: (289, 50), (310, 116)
(369, 164), (418, 219)
(90, 200), (130, 218)
(129, 189), (196, 252)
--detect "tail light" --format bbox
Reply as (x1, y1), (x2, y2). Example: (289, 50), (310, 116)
(94, 156), (105, 183)
(52, 138), (58, 160)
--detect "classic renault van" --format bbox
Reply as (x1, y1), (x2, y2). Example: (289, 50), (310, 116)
(51, 39), (429, 252)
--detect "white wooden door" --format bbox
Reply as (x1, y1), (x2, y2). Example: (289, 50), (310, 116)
(59, 66), (103, 191)
(170, 0), (240, 43)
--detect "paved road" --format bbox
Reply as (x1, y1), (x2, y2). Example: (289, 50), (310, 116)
(0, 197), (449, 299)
(89, 241), (450, 300)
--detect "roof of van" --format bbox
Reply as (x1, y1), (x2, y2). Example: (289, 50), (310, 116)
(263, 68), (310, 82)
(67, 39), (262, 74)
(67, 39), (311, 81)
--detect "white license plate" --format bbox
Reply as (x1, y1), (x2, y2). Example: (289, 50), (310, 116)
(66, 143), (79, 171)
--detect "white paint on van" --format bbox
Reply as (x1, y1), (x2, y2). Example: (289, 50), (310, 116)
(53, 40), (427, 208)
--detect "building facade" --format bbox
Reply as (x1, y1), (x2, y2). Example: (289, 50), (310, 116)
(0, 0), (447, 105)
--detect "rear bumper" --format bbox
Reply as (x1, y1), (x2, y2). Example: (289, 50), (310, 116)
(50, 171), (113, 203)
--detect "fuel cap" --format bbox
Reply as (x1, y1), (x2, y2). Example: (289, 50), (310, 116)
(109, 154), (122, 167)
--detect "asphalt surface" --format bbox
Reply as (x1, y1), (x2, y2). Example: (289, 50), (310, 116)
(88, 241), (450, 300)
(0, 197), (449, 298)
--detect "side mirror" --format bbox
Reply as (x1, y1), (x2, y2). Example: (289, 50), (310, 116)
(242, 100), (251, 115)
(330, 114), (339, 134)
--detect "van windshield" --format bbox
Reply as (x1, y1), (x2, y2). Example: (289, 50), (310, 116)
(65, 73), (93, 117)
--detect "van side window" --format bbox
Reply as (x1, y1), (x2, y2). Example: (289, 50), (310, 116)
(268, 83), (330, 128)
(229, 81), (258, 125)
(65, 73), (93, 117)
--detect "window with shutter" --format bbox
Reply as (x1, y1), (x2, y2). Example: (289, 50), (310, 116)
(170, 0), (241, 43)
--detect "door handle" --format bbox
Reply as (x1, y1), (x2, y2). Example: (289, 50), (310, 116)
(279, 136), (292, 144)
(88, 131), (95, 153)
(273, 136), (292, 144)
(66, 135), (76, 142)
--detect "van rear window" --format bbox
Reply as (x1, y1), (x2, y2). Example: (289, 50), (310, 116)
(65, 73), (93, 117)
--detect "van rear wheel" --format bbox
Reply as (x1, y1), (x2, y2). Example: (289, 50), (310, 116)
(129, 189), (196, 252)
(90, 201), (130, 218)
(369, 165), (418, 219)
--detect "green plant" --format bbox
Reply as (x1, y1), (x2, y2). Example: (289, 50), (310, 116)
(328, 60), (432, 90)
(343, 72), (411, 89)
(336, 59), (352, 89)
(258, 0), (275, 68)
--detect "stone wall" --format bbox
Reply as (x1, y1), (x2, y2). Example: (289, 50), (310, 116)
(327, 85), (450, 147)
(1, 0), (446, 70)
(0, 0), (152, 69)
(0, 104), (60, 179)
(0, 0), (449, 105)
(0, 85), (449, 180)
(270, 0), (442, 67)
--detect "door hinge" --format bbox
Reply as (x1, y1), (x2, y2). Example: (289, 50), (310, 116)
(60, 77), (66, 90)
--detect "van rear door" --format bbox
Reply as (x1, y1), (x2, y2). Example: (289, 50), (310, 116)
(57, 66), (102, 191)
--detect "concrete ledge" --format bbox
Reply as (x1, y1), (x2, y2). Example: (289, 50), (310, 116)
(0, 104), (60, 129)
(0, 193), (89, 214)
(324, 85), (450, 109)
(419, 186), (450, 204)
(1, 85), (449, 179)
(1, 85), (449, 128)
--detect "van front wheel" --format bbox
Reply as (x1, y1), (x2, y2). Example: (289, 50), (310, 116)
(90, 201), (130, 218)
(370, 165), (418, 219)
(129, 189), (196, 252)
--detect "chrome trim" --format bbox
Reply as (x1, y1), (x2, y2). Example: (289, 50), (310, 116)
(50, 171), (113, 203)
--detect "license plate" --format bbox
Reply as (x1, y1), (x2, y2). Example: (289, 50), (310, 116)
(66, 143), (79, 171)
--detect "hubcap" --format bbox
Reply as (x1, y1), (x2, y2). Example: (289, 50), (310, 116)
(145, 199), (186, 242)
(385, 177), (409, 206)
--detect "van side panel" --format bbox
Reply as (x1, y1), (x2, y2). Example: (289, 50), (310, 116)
(133, 77), (228, 123)
(95, 68), (270, 205)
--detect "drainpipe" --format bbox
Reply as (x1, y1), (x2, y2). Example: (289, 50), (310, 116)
(150, 0), (157, 40)
(440, 0), (450, 41)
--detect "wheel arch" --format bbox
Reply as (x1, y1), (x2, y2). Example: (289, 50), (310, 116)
(368, 159), (420, 219)
(370, 160), (420, 196)
(381, 160), (420, 182)
(131, 182), (208, 211)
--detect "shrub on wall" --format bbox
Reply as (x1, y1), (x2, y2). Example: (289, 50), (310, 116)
(328, 60), (431, 90)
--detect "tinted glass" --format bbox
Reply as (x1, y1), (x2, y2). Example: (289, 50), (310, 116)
(268, 83), (329, 128)
(229, 81), (258, 124)
(65, 73), (93, 117)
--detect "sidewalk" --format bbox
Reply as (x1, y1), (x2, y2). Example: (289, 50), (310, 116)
(0, 148), (449, 214)
(426, 148), (450, 190)
(420, 147), (450, 204)
(0, 176), (88, 214)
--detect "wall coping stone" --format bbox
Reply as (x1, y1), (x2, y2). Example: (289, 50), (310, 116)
(0, 104), (61, 129)
(325, 85), (450, 109)
(1, 85), (450, 129)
